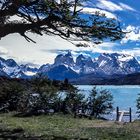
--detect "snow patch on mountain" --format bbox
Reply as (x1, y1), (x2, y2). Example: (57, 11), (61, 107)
(0, 57), (38, 78)
(24, 71), (37, 76)
(0, 52), (140, 80)
(38, 52), (140, 78)
(118, 55), (134, 62)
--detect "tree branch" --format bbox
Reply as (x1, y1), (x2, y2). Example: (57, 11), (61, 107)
(0, 0), (125, 45)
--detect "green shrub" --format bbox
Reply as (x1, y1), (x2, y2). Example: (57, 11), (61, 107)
(88, 87), (113, 118)
(62, 87), (85, 114)
(136, 93), (140, 117)
(0, 82), (25, 111)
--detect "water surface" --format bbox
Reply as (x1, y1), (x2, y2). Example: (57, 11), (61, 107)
(76, 85), (140, 121)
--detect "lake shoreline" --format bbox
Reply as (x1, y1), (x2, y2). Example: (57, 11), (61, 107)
(76, 85), (140, 121)
(74, 84), (140, 86)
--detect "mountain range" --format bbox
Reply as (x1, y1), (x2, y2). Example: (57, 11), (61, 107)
(38, 52), (140, 79)
(0, 57), (38, 78)
(1, 52), (140, 84)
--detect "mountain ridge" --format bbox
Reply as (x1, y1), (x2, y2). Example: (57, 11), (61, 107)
(0, 57), (38, 78)
(38, 52), (140, 79)
(0, 52), (140, 85)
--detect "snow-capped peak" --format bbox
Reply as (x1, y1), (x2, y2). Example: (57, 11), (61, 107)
(0, 52), (140, 80)
(54, 51), (74, 66)
(97, 53), (140, 75)
(118, 54), (134, 62)
(0, 58), (38, 78)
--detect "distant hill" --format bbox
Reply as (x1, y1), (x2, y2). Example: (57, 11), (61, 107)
(70, 73), (140, 85)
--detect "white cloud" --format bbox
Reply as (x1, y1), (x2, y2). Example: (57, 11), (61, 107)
(91, 46), (115, 54)
(0, 0), (139, 66)
(119, 48), (140, 60)
(0, 46), (8, 55)
(59, 45), (140, 61)
(96, 0), (136, 12)
(97, 42), (118, 48)
(76, 42), (140, 59)
(0, 30), (121, 65)
(73, 42), (118, 54)
(97, 0), (123, 12)
(0, 33), (77, 65)
(121, 25), (140, 43)
(78, 1), (136, 20)
(1, 32), (140, 65)
(119, 3), (136, 12)
(80, 7), (117, 19)
(91, 47), (140, 60)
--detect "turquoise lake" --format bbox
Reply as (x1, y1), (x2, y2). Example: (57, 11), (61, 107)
(76, 85), (140, 121)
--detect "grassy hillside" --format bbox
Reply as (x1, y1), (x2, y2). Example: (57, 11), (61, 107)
(0, 113), (140, 140)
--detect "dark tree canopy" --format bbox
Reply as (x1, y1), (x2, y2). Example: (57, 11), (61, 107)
(0, 0), (125, 44)
(136, 93), (140, 117)
(88, 87), (113, 118)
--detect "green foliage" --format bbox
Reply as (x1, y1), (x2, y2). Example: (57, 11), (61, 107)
(0, 81), (25, 111)
(30, 75), (55, 93)
(17, 77), (62, 115)
(17, 90), (58, 115)
(0, 77), (115, 118)
(62, 87), (85, 114)
(136, 93), (140, 117)
(0, 76), (79, 115)
(88, 87), (113, 118)
(0, 0), (125, 44)
(0, 77), (59, 114)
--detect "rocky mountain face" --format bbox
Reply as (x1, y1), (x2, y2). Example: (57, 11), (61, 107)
(75, 54), (98, 74)
(38, 52), (140, 80)
(1, 52), (140, 83)
(54, 51), (75, 67)
(97, 53), (140, 75)
(0, 57), (38, 78)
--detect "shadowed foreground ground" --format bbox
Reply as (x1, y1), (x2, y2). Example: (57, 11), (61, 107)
(0, 113), (140, 140)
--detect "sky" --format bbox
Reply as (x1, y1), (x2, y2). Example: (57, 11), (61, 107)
(0, 0), (140, 67)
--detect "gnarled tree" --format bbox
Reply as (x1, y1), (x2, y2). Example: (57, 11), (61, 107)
(0, 0), (125, 44)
